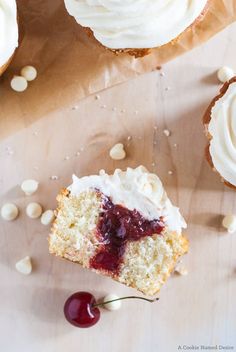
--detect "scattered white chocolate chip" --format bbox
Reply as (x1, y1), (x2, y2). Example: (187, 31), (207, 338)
(175, 265), (188, 276)
(21, 179), (39, 196)
(222, 214), (236, 233)
(168, 170), (173, 175)
(10, 76), (28, 92)
(163, 129), (171, 137)
(103, 294), (122, 311)
(109, 143), (126, 160)
(217, 66), (235, 83)
(26, 202), (42, 219)
(1, 203), (19, 221)
(15, 256), (32, 275)
(41, 210), (55, 226)
(21, 66), (37, 81)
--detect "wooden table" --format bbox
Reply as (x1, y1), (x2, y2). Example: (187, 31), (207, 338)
(1, 22), (236, 352)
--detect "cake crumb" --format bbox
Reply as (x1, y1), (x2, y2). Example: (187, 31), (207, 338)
(173, 143), (178, 148)
(50, 175), (58, 181)
(168, 170), (173, 175)
(127, 136), (132, 141)
(95, 95), (100, 100)
(163, 129), (171, 137)
(175, 265), (188, 276)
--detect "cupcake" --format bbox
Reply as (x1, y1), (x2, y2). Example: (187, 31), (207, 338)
(0, 0), (19, 75)
(203, 77), (236, 189)
(64, 0), (208, 57)
(49, 166), (188, 296)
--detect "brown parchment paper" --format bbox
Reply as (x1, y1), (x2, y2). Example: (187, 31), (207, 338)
(0, 0), (235, 139)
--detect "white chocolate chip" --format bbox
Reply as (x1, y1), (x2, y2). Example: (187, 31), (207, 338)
(109, 143), (126, 160)
(10, 76), (28, 92)
(15, 256), (32, 275)
(163, 129), (171, 137)
(21, 66), (37, 81)
(26, 202), (42, 219)
(222, 214), (236, 233)
(175, 265), (188, 276)
(103, 294), (122, 311)
(21, 179), (39, 196)
(1, 203), (19, 221)
(217, 66), (235, 83)
(41, 210), (55, 226)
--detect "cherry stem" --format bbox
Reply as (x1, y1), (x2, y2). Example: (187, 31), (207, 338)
(93, 296), (159, 308)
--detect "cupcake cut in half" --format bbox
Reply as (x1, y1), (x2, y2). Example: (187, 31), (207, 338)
(0, 0), (18, 75)
(64, 0), (209, 57)
(49, 166), (188, 296)
(203, 77), (236, 189)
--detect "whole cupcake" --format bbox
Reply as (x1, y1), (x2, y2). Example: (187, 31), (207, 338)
(203, 77), (236, 189)
(64, 0), (209, 57)
(0, 0), (19, 75)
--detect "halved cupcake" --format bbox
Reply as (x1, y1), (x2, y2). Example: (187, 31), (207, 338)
(0, 0), (19, 75)
(203, 77), (236, 189)
(49, 166), (188, 296)
(64, 0), (208, 57)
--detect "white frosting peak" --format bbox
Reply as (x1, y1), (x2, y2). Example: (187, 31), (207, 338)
(68, 166), (186, 234)
(209, 82), (236, 186)
(0, 0), (18, 67)
(64, 0), (207, 49)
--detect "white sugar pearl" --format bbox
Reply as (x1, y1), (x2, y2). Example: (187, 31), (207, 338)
(26, 202), (42, 219)
(21, 179), (39, 196)
(21, 66), (37, 81)
(41, 210), (55, 226)
(109, 143), (126, 160)
(217, 66), (235, 83)
(222, 214), (236, 233)
(10, 76), (28, 92)
(15, 256), (32, 275)
(103, 294), (122, 311)
(1, 203), (19, 221)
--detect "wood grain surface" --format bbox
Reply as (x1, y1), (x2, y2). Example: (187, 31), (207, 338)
(0, 23), (236, 352)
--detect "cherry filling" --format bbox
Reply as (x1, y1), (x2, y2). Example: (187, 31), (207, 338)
(89, 196), (165, 275)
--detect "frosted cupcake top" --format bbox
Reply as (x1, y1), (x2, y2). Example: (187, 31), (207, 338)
(0, 0), (18, 67)
(64, 0), (208, 49)
(68, 166), (187, 234)
(208, 82), (236, 187)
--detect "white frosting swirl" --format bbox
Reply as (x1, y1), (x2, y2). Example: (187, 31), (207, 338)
(209, 82), (236, 187)
(0, 0), (18, 67)
(68, 166), (186, 234)
(64, 0), (207, 49)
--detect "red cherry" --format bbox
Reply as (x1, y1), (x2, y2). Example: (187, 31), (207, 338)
(64, 292), (100, 328)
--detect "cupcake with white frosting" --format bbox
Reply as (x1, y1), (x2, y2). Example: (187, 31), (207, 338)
(49, 166), (188, 296)
(64, 0), (209, 57)
(203, 77), (236, 189)
(0, 0), (19, 75)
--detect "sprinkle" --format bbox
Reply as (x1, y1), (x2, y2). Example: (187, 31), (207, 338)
(95, 95), (100, 100)
(165, 87), (171, 91)
(112, 107), (117, 111)
(160, 72), (165, 77)
(75, 151), (81, 157)
(64, 156), (70, 161)
(101, 104), (107, 109)
(72, 105), (79, 110)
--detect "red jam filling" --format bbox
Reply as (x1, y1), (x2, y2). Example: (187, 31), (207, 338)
(89, 196), (164, 275)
